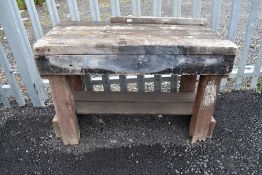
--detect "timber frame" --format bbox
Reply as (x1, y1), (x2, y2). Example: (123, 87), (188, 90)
(34, 17), (237, 145)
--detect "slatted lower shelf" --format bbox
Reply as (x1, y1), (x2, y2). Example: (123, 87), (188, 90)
(73, 92), (195, 115)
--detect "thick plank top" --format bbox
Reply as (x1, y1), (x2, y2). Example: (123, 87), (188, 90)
(34, 22), (237, 56)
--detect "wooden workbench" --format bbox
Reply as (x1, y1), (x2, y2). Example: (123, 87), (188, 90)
(33, 17), (237, 145)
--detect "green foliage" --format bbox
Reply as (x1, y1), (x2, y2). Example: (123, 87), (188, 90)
(16, 0), (46, 10)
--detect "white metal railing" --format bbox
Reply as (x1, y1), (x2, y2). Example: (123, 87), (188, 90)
(0, 0), (262, 107)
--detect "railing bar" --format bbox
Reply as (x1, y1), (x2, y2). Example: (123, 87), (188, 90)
(154, 75), (162, 92)
(0, 43), (25, 106)
(211, 0), (222, 32)
(170, 75), (178, 93)
(192, 0), (202, 18)
(228, 0), (241, 42)
(83, 74), (93, 91)
(1, 0), (47, 106)
(235, 0), (260, 90)
(173, 0), (182, 17)
(132, 0), (141, 16)
(46, 0), (59, 27)
(102, 74), (111, 92)
(119, 75), (128, 92)
(153, 0), (161, 17)
(220, 77), (228, 92)
(66, 0), (80, 21)
(137, 75), (145, 92)
(89, 0), (101, 22)
(24, 0), (43, 40)
(110, 0), (121, 16)
(251, 42), (262, 89)
(0, 85), (11, 107)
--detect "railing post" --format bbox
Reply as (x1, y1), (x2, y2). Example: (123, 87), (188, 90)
(0, 0), (47, 106)
(110, 0), (121, 16)
(235, 0), (260, 90)
(66, 0), (80, 21)
(0, 42), (25, 106)
(46, 0), (59, 27)
(228, 0), (241, 42)
(24, 0), (43, 40)
(192, 0), (201, 18)
(173, 0), (182, 17)
(153, 0), (161, 17)
(89, 0), (101, 22)
(132, 0), (141, 16)
(211, 0), (222, 32)
(251, 42), (262, 89)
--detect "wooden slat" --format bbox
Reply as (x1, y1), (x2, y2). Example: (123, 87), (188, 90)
(154, 75), (162, 92)
(73, 91), (196, 103)
(76, 102), (193, 115)
(83, 74), (93, 91)
(102, 74), (111, 91)
(137, 75), (145, 92)
(111, 16), (207, 25)
(119, 75), (127, 92)
(170, 74), (178, 93)
(33, 23), (237, 56)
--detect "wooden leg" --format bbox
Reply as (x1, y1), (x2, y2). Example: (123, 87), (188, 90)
(52, 115), (61, 138)
(49, 76), (80, 145)
(207, 116), (216, 138)
(180, 75), (197, 92)
(189, 75), (222, 143)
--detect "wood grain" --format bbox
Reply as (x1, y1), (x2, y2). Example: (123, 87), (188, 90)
(111, 16), (208, 26)
(189, 75), (222, 143)
(180, 75), (197, 92)
(33, 22), (237, 56)
(48, 76), (80, 145)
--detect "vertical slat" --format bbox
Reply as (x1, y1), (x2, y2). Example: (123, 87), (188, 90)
(66, 0), (80, 21)
(102, 74), (111, 92)
(132, 0), (141, 16)
(170, 74), (178, 93)
(235, 0), (260, 90)
(153, 0), (161, 17)
(0, 85), (11, 107)
(137, 75), (145, 92)
(83, 74), (93, 91)
(119, 75), (127, 92)
(228, 0), (241, 41)
(211, 0), (222, 32)
(0, 0), (47, 106)
(46, 0), (59, 27)
(110, 0), (121, 16)
(173, 0), (182, 17)
(251, 42), (262, 89)
(89, 0), (101, 22)
(24, 0), (43, 39)
(154, 75), (162, 92)
(192, 0), (201, 18)
(0, 43), (25, 106)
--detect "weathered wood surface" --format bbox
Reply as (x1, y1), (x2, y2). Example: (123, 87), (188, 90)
(48, 76), (80, 145)
(207, 116), (216, 138)
(52, 115), (62, 137)
(36, 55), (235, 75)
(74, 92), (195, 115)
(180, 75), (197, 92)
(33, 22), (237, 56)
(111, 16), (208, 26)
(189, 75), (222, 143)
